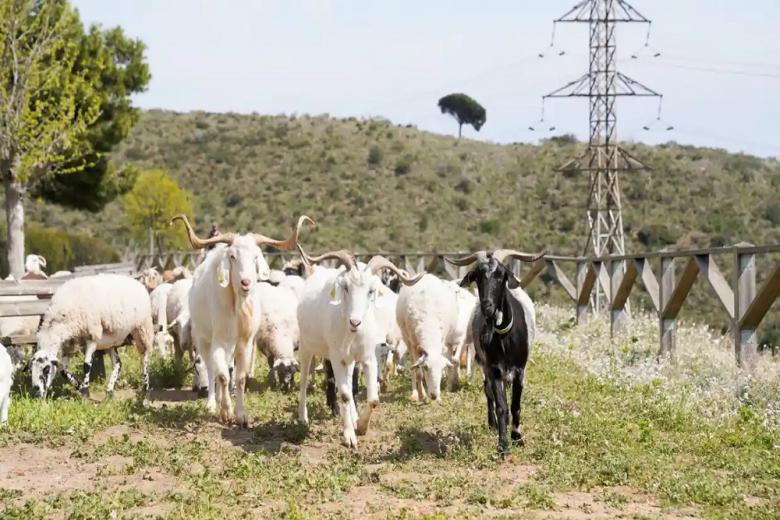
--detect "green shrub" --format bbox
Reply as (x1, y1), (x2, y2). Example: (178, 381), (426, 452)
(367, 145), (384, 167)
(394, 154), (413, 176)
(479, 219), (501, 235)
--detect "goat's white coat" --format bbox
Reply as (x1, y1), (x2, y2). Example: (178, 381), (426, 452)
(278, 275), (305, 300)
(188, 239), (265, 425)
(297, 265), (385, 448)
(397, 274), (466, 401)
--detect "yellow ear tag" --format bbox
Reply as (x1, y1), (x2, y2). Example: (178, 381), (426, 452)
(330, 287), (337, 298)
(379, 286), (386, 296)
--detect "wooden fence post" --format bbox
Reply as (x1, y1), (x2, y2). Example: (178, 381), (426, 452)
(659, 256), (676, 361)
(610, 259), (630, 336)
(735, 246), (757, 367)
(575, 261), (593, 324)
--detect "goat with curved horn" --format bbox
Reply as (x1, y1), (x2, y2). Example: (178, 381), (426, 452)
(254, 215), (315, 250)
(296, 245), (357, 271)
(445, 251), (488, 266)
(170, 214), (235, 249)
(366, 256), (423, 286)
(491, 249), (545, 264)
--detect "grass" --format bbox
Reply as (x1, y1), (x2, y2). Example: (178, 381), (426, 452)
(1, 306), (779, 518)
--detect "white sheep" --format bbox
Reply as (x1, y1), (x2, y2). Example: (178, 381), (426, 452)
(30, 274), (154, 399)
(165, 278), (207, 392)
(0, 344), (12, 425)
(278, 274), (306, 300)
(172, 214), (312, 426)
(254, 282), (300, 391)
(149, 282), (175, 356)
(296, 248), (421, 448)
(397, 274), (470, 402)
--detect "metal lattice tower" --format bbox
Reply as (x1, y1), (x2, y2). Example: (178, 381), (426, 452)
(544, 0), (661, 312)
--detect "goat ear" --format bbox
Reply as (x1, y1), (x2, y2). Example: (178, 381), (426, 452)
(459, 270), (475, 288)
(507, 273), (520, 289)
(218, 256), (230, 287)
(328, 285), (339, 305)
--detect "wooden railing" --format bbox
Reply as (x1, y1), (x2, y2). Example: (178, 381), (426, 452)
(137, 244), (780, 367)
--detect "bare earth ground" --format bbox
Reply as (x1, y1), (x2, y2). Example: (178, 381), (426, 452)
(0, 387), (702, 520)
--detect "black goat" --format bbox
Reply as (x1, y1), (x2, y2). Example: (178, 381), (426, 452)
(449, 249), (543, 456)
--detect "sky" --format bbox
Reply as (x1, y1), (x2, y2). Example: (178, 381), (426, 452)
(72, 0), (780, 158)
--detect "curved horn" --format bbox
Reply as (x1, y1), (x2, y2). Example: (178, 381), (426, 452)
(366, 256), (424, 286)
(445, 251), (487, 266)
(171, 214), (234, 249)
(491, 249), (546, 264)
(296, 244), (357, 271)
(253, 215), (315, 251)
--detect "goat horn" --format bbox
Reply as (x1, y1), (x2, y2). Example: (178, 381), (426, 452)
(253, 215), (315, 250)
(445, 251), (488, 266)
(296, 244), (357, 271)
(491, 249), (546, 264)
(171, 214), (235, 249)
(366, 256), (424, 286)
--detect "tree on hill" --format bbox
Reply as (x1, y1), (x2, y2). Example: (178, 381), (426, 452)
(0, 0), (149, 279)
(437, 93), (486, 139)
(124, 170), (192, 254)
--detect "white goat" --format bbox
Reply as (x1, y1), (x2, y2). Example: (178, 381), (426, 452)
(149, 283), (175, 356)
(447, 280), (479, 383)
(172, 214), (313, 426)
(0, 344), (12, 425)
(24, 255), (47, 278)
(397, 274), (470, 402)
(30, 274), (154, 399)
(135, 268), (163, 292)
(296, 248), (421, 448)
(254, 282), (300, 391)
(279, 274), (305, 300)
(166, 278), (207, 392)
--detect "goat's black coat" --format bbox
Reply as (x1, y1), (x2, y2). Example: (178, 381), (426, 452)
(462, 257), (532, 455)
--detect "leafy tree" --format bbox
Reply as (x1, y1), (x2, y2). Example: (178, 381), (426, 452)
(32, 25), (150, 211)
(0, 0), (149, 278)
(124, 170), (193, 254)
(437, 93), (486, 139)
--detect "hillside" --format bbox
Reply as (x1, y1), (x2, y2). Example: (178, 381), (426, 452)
(22, 109), (780, 255)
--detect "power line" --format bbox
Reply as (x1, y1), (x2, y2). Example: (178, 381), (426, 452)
(623, 60), (780, 80)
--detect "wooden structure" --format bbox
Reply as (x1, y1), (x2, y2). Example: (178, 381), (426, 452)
(134, 244), (779, 367)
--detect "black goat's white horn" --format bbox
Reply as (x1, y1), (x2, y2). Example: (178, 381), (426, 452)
(366, 256), (424, 286)
(491, 249), (545, 264)
(445, 251), (488, 266)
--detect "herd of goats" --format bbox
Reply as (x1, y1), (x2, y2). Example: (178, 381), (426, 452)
(0, 215), (545, 455)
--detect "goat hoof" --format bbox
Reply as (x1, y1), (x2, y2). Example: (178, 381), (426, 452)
(195, 387), (208, 398)
(342, 430), (358, 449)
(511, 430), (525, 446)
(80, 387), (90, 398)
(497, 443), (510, 458)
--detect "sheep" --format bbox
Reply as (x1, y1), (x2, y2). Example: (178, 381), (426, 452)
(279, 275), (305, 300)
(296, 247), (422, 448)
(0, 344), (12, 425)
(30, 274), (154, 399)
(165, 277), (207, 392)
(396, 274), (474, 402)
(254, 282), (299, 391)
(149, 283), (175, 356)
(172, 214), (313, 426)
(135, 268), (163, 292)
(162, 266), (192, 283)
(448, 249), (542, 455)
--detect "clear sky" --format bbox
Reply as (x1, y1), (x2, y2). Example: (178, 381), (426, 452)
(72, 0), (780, 158)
